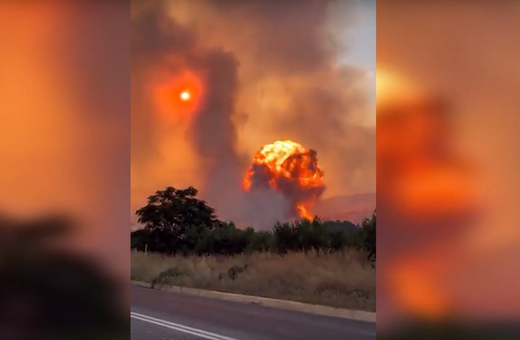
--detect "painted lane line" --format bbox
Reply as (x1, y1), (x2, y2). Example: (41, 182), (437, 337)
(131, 314), (236, 340)
(131, 311), (239, 340)
(131, 315), (224, 340)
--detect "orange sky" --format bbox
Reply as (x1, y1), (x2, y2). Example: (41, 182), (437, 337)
(131, 1), (376, 223)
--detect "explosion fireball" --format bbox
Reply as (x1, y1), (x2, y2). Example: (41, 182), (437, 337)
(243, 140), (325, 220)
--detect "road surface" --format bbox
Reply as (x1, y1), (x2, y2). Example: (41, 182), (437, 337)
(131, 284), (376, 340)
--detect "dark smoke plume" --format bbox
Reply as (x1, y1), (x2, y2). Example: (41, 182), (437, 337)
(132, 1), (245, 218)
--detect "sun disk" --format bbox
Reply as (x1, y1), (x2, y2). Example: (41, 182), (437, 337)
(180, 91), (191, 101)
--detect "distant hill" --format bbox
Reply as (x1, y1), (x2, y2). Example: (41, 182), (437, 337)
(313, 193), (376, 225)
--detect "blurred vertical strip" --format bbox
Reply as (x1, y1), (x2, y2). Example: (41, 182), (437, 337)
(0, 1), (130, 339)
(377, 1), (520, 338)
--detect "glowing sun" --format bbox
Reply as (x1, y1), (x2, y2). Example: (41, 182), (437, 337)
(180, 90), (191, 101)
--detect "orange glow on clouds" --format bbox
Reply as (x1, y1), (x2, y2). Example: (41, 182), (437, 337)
(154, 71), (203, 122)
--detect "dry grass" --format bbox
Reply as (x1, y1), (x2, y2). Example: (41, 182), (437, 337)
(131, 250), (375, 311)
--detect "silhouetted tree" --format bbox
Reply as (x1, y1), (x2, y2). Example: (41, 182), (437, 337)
(272, 221), (297, 254)
(135, 186), (221, 254)
(245, 230), (273, 253)
(360, 210), (376, 262)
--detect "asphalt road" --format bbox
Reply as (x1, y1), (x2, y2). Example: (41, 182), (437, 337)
(131, 285), (376, 340)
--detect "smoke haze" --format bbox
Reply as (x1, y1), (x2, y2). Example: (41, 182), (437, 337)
(131, 0), (375, 228)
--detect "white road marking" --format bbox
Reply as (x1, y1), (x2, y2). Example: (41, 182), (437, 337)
(131, 311), (240, 340)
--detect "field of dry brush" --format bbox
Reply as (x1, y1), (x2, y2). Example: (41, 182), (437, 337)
(131, 250), (375, 311)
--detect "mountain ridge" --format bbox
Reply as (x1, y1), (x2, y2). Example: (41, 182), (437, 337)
(313, 193), (376, 224)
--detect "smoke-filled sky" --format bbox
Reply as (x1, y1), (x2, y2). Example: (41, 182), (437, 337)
(131, 0), (375, 226)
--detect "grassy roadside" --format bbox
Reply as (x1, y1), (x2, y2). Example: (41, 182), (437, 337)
(131, 250), (375, 312)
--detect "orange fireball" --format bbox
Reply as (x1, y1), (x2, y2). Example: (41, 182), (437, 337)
(243, 140), (325, 220)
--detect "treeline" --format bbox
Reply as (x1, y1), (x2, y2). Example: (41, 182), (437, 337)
(130, 186), (376, 261)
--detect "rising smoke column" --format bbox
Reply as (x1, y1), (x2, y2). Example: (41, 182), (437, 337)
(131, 1), (246, 221)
